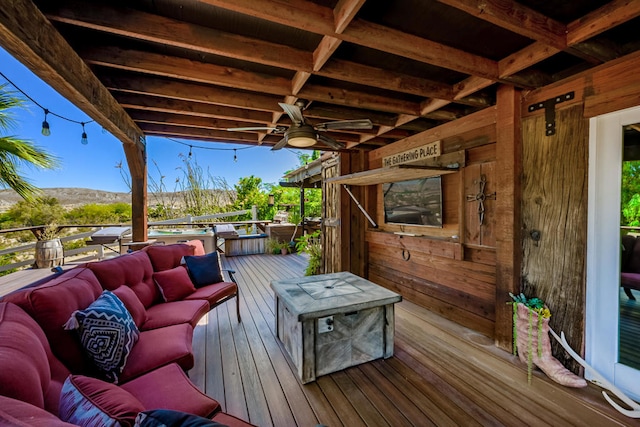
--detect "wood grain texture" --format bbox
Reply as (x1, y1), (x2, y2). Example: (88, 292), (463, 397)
(322, 155), (341, 274)
(3, 253), (631, 426)
(521, 104), (587, 373)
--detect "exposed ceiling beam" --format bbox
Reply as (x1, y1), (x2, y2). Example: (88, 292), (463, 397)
(567, 0), (640, 45)
(46, 1), (313, 72)
(82, 46), (292, 95)
(434, 0), (566, 50)
(201, 0), (498, 79)
(115, 93), (274, 123)
(100, 73), (282, 112)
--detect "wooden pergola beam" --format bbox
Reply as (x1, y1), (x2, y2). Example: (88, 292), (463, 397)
(0, 0), (148, 241)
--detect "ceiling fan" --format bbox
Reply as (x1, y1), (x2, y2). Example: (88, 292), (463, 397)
(227, 100), (373, 151)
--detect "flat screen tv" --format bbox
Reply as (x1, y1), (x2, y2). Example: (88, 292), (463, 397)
(383, 176), (443, 227)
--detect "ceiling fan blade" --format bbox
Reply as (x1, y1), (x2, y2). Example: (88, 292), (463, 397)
(271, 136), (288, 151)
(317, 134), (344, 150)
(227, 127), (276, 131)
(226, 125), (287, 133)
(316, 119), (373, 130)
(279, 102), (305, 125)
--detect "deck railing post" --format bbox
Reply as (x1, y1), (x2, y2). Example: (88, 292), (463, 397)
(251, 205), (258, 234)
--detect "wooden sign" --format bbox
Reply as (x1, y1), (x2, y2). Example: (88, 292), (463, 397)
(382, 141), (441, 168)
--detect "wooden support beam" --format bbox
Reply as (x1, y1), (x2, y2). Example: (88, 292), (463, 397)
(0, 0), (147, 241)
(333, 0), (366, 34)
(82, 47), (292, 96)
(494, 84), (521, 350)
(100, 74), (282, 112)
(47, 1), (313, 72)
(434, 0), (566, 50)
(567, 0), (640, 46)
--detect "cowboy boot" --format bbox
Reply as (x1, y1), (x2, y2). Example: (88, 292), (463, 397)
(515, 303), (587, 388)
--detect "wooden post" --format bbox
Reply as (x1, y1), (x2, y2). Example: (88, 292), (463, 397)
(124, 143), (148, 243)
(494, 85), (522, 350)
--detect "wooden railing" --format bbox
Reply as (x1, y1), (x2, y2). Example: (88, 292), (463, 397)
(0, 207), (270, 273)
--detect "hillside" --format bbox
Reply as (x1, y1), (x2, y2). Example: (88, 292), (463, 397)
(0, 188), (132, 211)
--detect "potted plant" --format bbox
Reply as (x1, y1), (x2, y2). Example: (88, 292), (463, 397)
(508, 293), (586, 387)
(296, 230), (322, 275)
(34, 224), (64, 268)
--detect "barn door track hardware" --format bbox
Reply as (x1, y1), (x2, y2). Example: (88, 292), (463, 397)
(528, 91), (575, 136)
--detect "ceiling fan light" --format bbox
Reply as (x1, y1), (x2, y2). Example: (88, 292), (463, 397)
(288, 135), (317, 147)
(286, 125), (317, 147)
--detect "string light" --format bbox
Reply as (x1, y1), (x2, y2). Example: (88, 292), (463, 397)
(41, 109), (51, 136)
(0, 71), (94, 145)
(233, 149), (237, 162)
(80, 122), (88, 145)
(188, 145), (193, 157)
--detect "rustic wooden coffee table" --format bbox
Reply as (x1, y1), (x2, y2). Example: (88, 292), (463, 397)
(271, 271), (402, 383)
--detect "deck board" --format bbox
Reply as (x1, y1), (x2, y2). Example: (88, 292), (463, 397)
(195, 253), (636, 426)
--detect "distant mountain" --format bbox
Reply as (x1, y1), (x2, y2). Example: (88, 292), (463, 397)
(0, 188), (131, 211)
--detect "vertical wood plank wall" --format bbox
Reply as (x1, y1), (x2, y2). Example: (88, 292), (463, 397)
(322, 155), (341, 274)
(365, 109), (499, 338)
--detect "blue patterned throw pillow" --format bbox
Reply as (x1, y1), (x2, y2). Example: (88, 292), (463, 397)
(65, 290), (140, 383)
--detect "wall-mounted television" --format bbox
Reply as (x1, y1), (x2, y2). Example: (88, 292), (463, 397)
(383, 176), (443, 227)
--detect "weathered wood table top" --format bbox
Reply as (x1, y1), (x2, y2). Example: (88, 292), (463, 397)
(270, 271), (402, 321)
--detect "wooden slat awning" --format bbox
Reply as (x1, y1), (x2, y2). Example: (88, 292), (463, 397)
(326, 165), (458, 186)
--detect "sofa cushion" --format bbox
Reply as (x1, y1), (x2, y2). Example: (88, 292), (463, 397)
(184, 252), (224, 287)
(211, 412), (258, 427)
(145, 244), (195, 272)
(0, 302), (71, 415)
(143, 300), (209, 330)
(58, 375), (144, 427)
(113, 285), (148, 328)
(1, 268), (103, 376)
(0, 395), (75, 427)
(65, 291), (140, 383)
(153, 266), (197, 302)
(119, 323), (194, 383)
(186, 239), (206, 256)
(135, 409), (227, 427)
(120, 363), (219, 418)
(184, 282), (237, 309)
(86, 251), (159, 308)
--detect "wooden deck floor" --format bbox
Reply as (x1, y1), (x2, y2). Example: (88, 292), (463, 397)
(194, 254), (636, 427)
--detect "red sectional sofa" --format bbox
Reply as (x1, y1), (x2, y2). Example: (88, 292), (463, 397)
(0, 243), (252, 426)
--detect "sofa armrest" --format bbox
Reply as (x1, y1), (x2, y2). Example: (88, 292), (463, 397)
(222, 269), (237, 284)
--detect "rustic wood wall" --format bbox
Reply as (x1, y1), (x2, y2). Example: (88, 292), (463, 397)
(321, 155), (341, 274)
(521, 105), (588, 373)
(365, 109), (498, 337)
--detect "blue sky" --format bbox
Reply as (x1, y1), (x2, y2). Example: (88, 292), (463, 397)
(0, 47), (302, 193)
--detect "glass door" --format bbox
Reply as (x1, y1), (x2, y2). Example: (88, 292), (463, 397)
(587, 106), (640, 400)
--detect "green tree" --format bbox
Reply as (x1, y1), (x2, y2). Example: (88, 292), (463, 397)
(0, 84), (58, 201)
(621, 161), (640, 226)
(233, 176), (269, 219)
(5, 196), (65, 227)
(65, 203), (132, 224)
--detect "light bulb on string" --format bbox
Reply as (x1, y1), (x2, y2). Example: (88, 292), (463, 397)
(80, 122), (88, 145)
(233, 149), (237, 162)
(188, 145), (193, 157)
(41, 109), (51, 136)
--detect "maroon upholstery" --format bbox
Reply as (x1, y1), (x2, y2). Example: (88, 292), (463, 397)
(119, 323), (194, 382)
(120, 363), (220, 418)
(0, 395), (75, 427)
(627, 236), (640, 273)
(143, 299), (209, 330)
(211, 411), (258, 427)
(185, 282), (238, 308)
(2, 268), (103, 375)
(186, 239), (207, 256)
(86, 251), (159, 308)
(113, 285), (148, 328)
(0, 302), (71, 414)
(621, 272), (640, 288)
(153, 266), (197, 302)
(144, 244), (195, 272)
